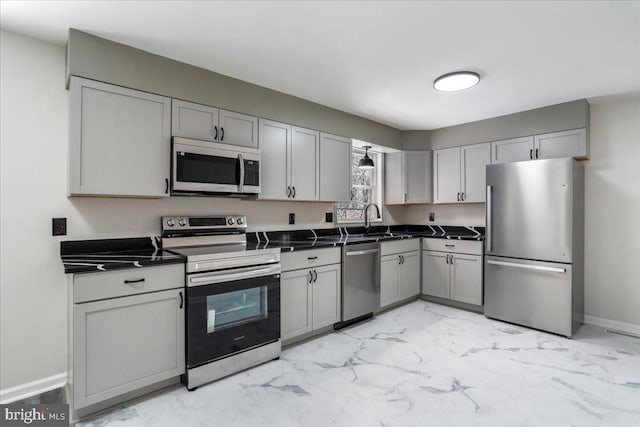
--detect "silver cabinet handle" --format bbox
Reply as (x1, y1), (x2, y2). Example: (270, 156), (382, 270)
(214, 125), (218, 140)
(445, 244), (455, 248)
(445, 254), (450, 264)
(461, 192), (465, 201)
(535, 148), (539, 159)
(313, 269), (318, 283)
(238, 153), (245, 192)
(457, 192), (460, 202)
(179, 291), (183, 309)
(124, 278), (145, 288)
(487, 260), (566, 273)
(345, 249), (380, 256)
(220, 127), (224, 141)
(486, 185), (492, 252)
(450, 255), (454, 265)
(292, 186), (296, 199)
(309, 270), (313, 283)
(529, 149), (533, 160)
(287, 186), (291, 198)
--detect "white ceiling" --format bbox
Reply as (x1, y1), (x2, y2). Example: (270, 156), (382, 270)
(2, 1), (639, 130)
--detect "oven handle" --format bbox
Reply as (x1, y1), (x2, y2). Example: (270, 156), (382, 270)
(188, 263), (281, 286)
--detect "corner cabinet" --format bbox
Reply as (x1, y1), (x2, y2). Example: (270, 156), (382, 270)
(319, 133), (352, 202)
(433, 142), (490, 204)
(70, 264), (185, 413)
(421, 238), (483, 306)
(385, 151), (433, 204)
(491, 128), (588, 164)
(380, 239), (421, 308)
(171, 99), (258, 148)
(69, 77), (171, 197)
(280, 248), (341, 342)
(258, 119), (319, 201)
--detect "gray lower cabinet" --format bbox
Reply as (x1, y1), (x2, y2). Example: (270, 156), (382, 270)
(380, 251), (420, 307)
(69, 77), (171, 197)
(70, 265), (185, 411)
(280, 249), (341, 341)
(421, 238), (483, 306)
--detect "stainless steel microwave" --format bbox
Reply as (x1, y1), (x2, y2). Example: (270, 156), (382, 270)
(172, 137), (260, 196)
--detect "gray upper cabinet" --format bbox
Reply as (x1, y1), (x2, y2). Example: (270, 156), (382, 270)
(171, 99), (218, 141)
(461, 142), (491, 203)
(258, 119), (290, 200)
(219, 109), (258, 148)
(290, 126), (320, 201)
(491, 136), (534, 164)
(535, 128), (588, 160)
(385, 151), (433, 205)
(492, 128), (588, 163)
(69, 77), (171, 197)
(258, 119), (319, 201)
(434, 143), (490, 204)
(171, 99), (258, 148)
(433, 147), (461, 204)
(320, 132), (352, 202)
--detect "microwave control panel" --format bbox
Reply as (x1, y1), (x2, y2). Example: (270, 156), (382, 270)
(244, 160), (260, 186)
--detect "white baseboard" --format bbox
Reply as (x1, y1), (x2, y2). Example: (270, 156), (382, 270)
(583, 315), (640, 337)
(0, 372), (67, 404)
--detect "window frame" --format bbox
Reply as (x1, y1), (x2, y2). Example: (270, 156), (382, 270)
(335, 147), (384, 225)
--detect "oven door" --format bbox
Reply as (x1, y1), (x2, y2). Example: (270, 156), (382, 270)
(186, 264), (280, 368)
(172, 138), (260, 194)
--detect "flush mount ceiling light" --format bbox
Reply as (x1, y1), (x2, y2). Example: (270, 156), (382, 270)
(358, 145), (375, 169)
(433, 71), (480, 92)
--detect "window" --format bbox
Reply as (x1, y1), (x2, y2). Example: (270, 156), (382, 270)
(336, 147), (383, 223)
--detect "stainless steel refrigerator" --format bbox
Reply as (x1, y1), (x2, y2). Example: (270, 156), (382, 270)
(484, 158), (584, 337)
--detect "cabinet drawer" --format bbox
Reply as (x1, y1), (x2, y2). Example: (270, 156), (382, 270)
(381, 238), (420, 256)
(421, 238), (482, 255)
(281, 247), (341, 272)
(74, 264), (185, 303)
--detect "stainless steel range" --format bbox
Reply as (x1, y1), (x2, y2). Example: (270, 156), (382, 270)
(162, 215), (281, 390)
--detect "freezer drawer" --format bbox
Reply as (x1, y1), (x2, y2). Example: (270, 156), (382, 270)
(484, 255), (574, 337)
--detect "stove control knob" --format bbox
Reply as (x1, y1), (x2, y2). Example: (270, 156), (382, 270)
(236, 217), (244, 225)
(227, 217), (235, 225)
(166, 218), (176, 227)
(178, 218), (187, 227)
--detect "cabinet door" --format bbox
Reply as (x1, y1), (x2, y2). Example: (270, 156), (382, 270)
(404, 151), (433, 203)
(73, 289), (184, 409)
(461, 142), (491, 203)
(319, 133), (352, 202)
(380, 254), (400, 307)
(290, 126), (320, 201)
(450, 254), (483, 306)
(218, 109), (259, 148)
(421, 251), (449, 298)
(258, 119), (291, 200)
(433, 147), (461, 203)
(491, 136), (534, 164)
(69, 77), (171, 197)
(171, 99), (218, 141)
(383, 152), (404, 205)
(312, 264), (342, 329)
(398, 251), (420, 300)
(281, 270), (313, 340)
(534, 128), (587, 160)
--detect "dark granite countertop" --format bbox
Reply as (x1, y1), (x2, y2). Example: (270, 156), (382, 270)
(247, 225), (484, 252)
(61, 237), (185, 274)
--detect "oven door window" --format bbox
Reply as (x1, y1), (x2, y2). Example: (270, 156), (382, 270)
(176, 152), (239, 185)
(206, 287), (267, 333)
(186, 273), (280, 368)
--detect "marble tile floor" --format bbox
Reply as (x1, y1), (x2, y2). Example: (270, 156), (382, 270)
(78, 301), (640, 427)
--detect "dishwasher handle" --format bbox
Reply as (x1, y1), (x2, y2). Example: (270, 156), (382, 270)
(345, 248), (380, 256)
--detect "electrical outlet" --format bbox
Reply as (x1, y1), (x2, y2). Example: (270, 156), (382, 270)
(325, 212), (333, 223)
(428, 212), (435, 222)
(52, 218), (67, 236)
(288, 213), (295, 225)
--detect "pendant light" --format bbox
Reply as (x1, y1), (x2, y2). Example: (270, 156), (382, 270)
(358, 145), (375, 169)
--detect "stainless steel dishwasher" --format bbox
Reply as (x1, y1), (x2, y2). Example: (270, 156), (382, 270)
(335, 242), (381, 329)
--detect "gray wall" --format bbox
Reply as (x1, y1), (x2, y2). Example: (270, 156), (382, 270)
(66, 29), (402, 149)
(401, 99), (590, 150)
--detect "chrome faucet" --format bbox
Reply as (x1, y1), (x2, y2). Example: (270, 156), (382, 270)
(363, 203), (381, 231)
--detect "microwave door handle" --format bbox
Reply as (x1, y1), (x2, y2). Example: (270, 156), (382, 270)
(238, 153), (245, 193)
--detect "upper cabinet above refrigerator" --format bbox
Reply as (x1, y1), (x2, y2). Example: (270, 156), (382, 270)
(491, 128), (588, 164)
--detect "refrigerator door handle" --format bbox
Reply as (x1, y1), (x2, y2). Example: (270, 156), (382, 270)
(487, 260), (566, 274)
(486, 185), (492, 252)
